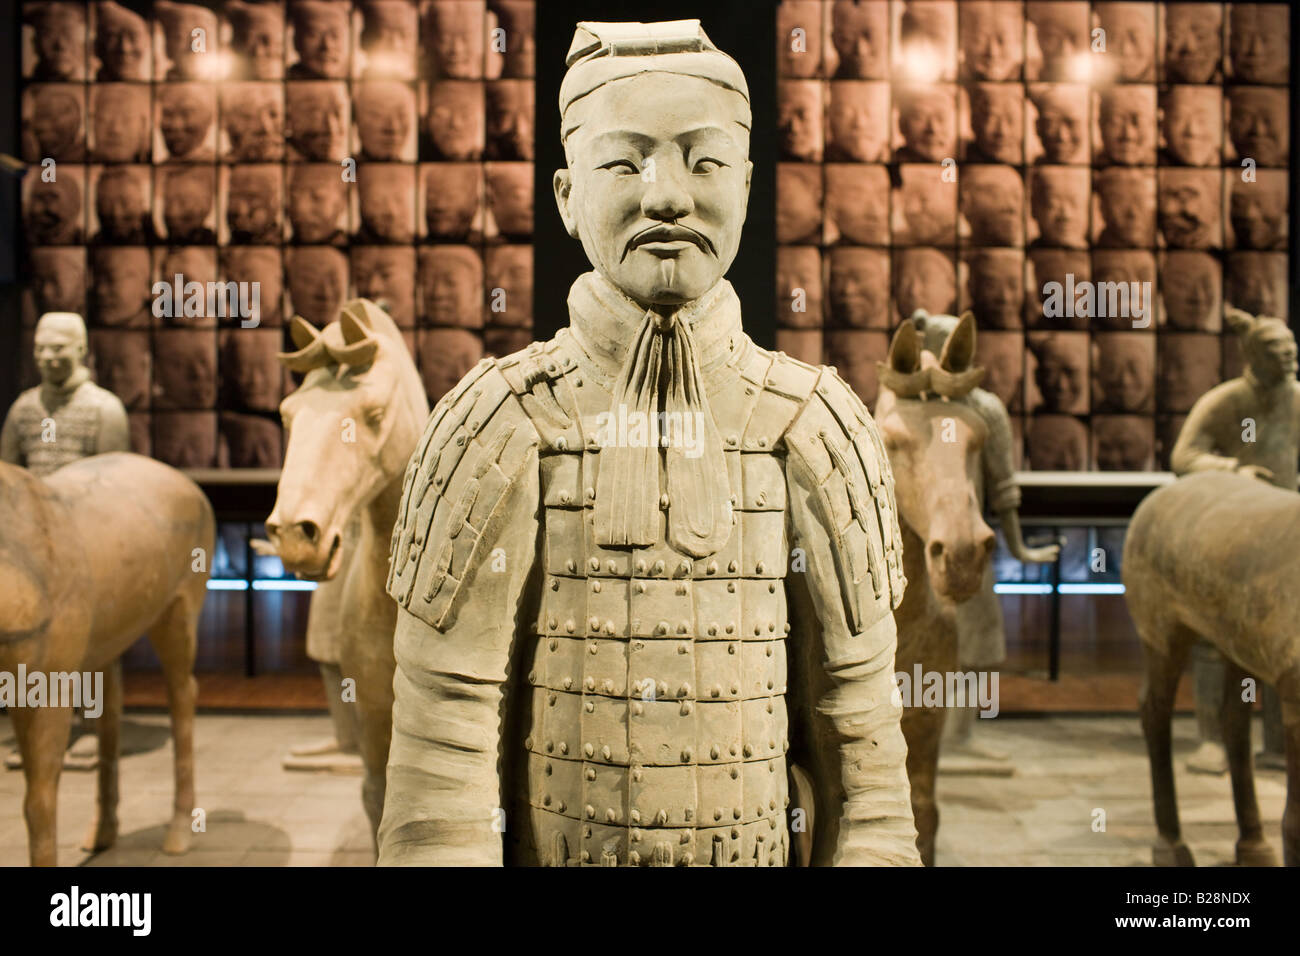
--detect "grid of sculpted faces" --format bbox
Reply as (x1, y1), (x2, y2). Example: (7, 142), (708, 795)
(776, 0), (1289, 471)
(19, 0), (536, 469)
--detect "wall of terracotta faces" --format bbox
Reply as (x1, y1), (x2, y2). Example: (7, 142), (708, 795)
(18, 0), (536, 468)
(775, 0), (1289, 471)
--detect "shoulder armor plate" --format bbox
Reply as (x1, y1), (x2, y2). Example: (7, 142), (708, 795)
(387, 360), (540, 631)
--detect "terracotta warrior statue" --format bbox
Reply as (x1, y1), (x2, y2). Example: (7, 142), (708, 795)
(1171, 307), (1297, 774)
(907, 311), (1059, 772)
(379, 20), (919, 866)
(1, 312), (129, 477)
(2, 311), (129, 773)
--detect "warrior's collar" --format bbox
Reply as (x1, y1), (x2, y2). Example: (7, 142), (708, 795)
(1244, 367), (1296, 407)
(566, 271), (743, 380)
(38, 366), (92, 406)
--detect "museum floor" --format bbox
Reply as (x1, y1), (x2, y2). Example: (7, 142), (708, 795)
(0, 712), (1285, 867)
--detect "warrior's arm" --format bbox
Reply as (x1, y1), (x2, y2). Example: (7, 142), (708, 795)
(784, 371), (921, 867)
(1170, 395), (1238, 475)
(378, 368), (540, 866)
(970, 390), (1057, 563)
(0, 408), (21, 465)
(97, 395), (130, 454)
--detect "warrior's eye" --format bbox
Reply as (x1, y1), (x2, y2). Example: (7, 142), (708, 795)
(365, 406), (385, 427)
(693, 158), (725, 174)
(598, 159), (640, 175)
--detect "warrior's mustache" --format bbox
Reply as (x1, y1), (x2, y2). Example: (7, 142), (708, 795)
(622, 223), (716, 261)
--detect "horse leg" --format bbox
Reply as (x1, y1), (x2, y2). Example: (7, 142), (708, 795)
(902, 705), (943, 866)
(1220, 659), (1276, 865)
(1282, 690), (1300, 866)
(1138, 628), (1194, 866)
(82, 658), (122, 852)
(147, 594), (199, 855)
(11, 703), (75, 866)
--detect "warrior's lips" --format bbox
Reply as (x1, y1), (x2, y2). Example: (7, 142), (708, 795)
(624, 225), (714, 261)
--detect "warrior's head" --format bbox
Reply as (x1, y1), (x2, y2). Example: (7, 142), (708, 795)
(34, 311), (88, 388)
(1226, 307), (1298, 388)
(552, 21), (752, 309)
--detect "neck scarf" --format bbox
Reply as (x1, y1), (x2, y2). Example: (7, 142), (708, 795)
(567, 272), (735, 557)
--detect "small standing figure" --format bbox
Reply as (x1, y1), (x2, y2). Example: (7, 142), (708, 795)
(1171, 307), (1298, 773)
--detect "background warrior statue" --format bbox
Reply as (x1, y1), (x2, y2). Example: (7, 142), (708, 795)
(379, 20), (920, 866)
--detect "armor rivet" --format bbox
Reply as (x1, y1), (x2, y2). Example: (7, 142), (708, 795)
(783, 622), (791, 634)
(549, 639), (558, 651)
(756, 491), (767, 506)
(726, 435), (737, 446)
(769, 622), (776, 632)
(585, 768), (596, 780)
(758, 437), (768, 448)
(756, 562), (765, 574)
(730, 767), (739, 780)
(585, 677), (595, 690)
(754, 625), (762, 636)
(743, 744), (753, 757)
(629, 850), (640, 865)
(528, 670), (537, 683)
(548, 619), (557, 630)
(681, 748), (692, 762)
(551, 579), (560, 591)
(728, 644), (736, 655)
(546, 762), (553, 775)
(769, 739), (776, 750)
(769, 798), (777, 810)
(556, 437), (568, 452)
(589, 643), (598, 655)
(767, 680), (774, 690)
(728, 561), (738, 573)
(783, 739), (789, 751)
(713, 809), (722, 821)
(584, 743), (594, 757)
(653, 560), (665, 575)
(725, 623), (735, 634)
(630, 809), (641, 824)
(635, 559), (647, 574)
(575, 378), (583, 387)
(565, 620), (576, 634)
(679, 642), (689, 654)
(730, 745), (738, 756)
(583, 826), (591, 837)
(592, 580), (602, 593)
(679, 682), (691, 697)
(632, 702), (643, 715)
(564, 677), (574, 689)
(584, 701), (593, 713)
(680, 702), (692, 716)
(543, 794), (551, 806)
(677, 623), (687, 634)
(632, 829), (642, 842)
(589, 557), (600, 572)
(585, 487), (595, 499)
(660, 494), (670, 509)
(456, 435), (466, 447)
(546, 363), (557, 374)
(607, 560), (617, 573)
(678, 560), (691, 575)
(710, 745), (720, 760)
(525, 736), (533, 749)
(768, 582), (776, 594)
(635, 582), (646, 594)
(734, 807), (742, 819)
(549, 693), (557, 706)
(434, 476), (443, 486)
(767, 701), (774, 714)
(769, 763), (775, 773)
(707, 561), (718, 574)
(711, 686), (721, 698)
(766, 645), (773, 657)
(566, 559), (577, 573)
(559, 801), (568, 813)
(727, 583), (736, 594)
(731, 684), (739, 694)
(656, 810), (669, 826)
(684, 809), (693, 823)
(657, 681), (668, 698)
(546, 741), (554, 753)
(602, 745), (612, 761)
(559, 742), (569, 754)
(707, 624), (718, 636)
(655, 621), (668, 635)
(606, 809), (617, 822)
(633, 768), (643, 782)
(559, 490), (571, 504)
(634, 640), (644, 650)
(604, 621), (615, 635)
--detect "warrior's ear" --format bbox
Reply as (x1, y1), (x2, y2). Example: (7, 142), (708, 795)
(940, 311), (977, 372)
(553, 169), (580, 239)
(887, 319), (923, 374)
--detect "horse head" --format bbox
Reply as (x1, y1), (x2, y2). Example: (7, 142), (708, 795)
(875, 310), (994, 603)
(265, 298), (429, 581)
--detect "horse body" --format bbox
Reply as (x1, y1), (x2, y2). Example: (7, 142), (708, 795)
(1124, 470), (1300, 865)
(874, 316), (995, 865)
(1, 452), (213, 865)
(265, 300), (428, 845)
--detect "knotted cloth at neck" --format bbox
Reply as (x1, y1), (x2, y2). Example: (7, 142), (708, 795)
(568, 272), (734, 558)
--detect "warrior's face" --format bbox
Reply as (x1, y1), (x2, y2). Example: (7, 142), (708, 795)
(34, 317), (87, 387)
(1249, 323), (1299, 387)
(556, 72), (752, 307)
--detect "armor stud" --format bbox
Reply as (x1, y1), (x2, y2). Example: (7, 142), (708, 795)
(565, 620), (576, 633)
(585, 768), (596, 780)
(585, 805), (595, 819)
(584, 743), (594, 757)
(559, 742), (569, 754)
(681, 748), (692, 762)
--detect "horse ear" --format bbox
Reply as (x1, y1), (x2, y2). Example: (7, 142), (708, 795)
(339, 307), (369, 345)
(940, 311), (977, 372)
(288, 315), (319, 351)
(887, 319), (923, 373)
(327, 338), (379, 368)
(1224, 306), (1255, 338)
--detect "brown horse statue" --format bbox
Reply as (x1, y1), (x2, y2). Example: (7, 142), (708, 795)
(873, 315), (997, 865)
(1124, 469), (1300, 866)
(264, 298), (428, 846)
(1, 452), (213, 865)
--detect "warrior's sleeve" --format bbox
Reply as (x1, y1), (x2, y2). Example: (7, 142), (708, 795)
(967, 388), (1020, 514)
(378, 361), (540, 866)
(1170, 385), (1238, 475)
(782, 367), (921, 866)
(96, 391), (130, 454)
